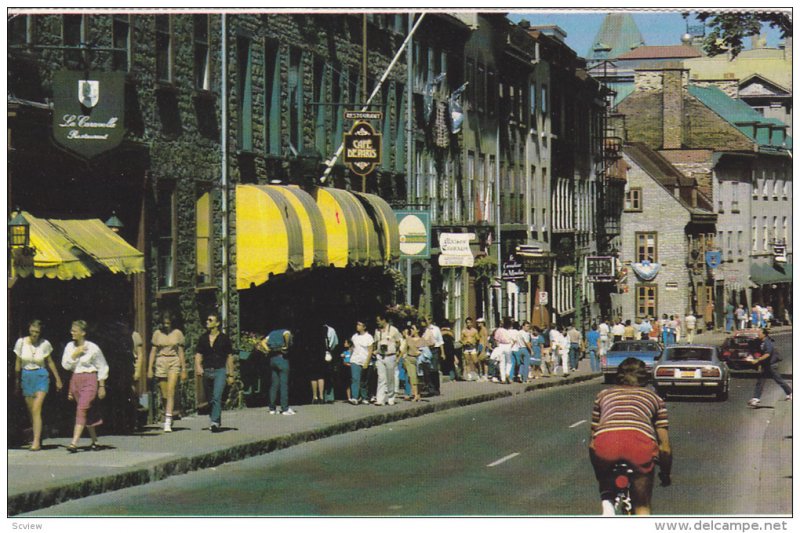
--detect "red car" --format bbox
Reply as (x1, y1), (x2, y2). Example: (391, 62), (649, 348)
(720, 329), (761, 370)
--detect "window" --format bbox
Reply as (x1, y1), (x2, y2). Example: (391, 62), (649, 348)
(783, 217), (788, 245)
(731, 181), (739, 212)
(193, 15), (211, 90)
(773, 217), (778, 244)
(196, 190), (213, 285)
(265, 39), (281, 156)
(752, 217), (758, 252)
(288, 47), (304, 153)
(467, 151), (475, 221)
(636, 284), (657, 319)
(762, 216), (769, 251)
(9, 14), (33, 48)
(737, 230), (743, 256)
(541, 84), (547, 114)
(237, 37), (253, 152)
(314, 56), (328, 157)
(529, 82), (537, 131)
(156, 187), (177, 288)
(635, 232), (657, 262)
(487, 70), (496, 117)
(155, 15), (174, 83)
(112, 14), (133, 71)
(762, 175), (769, 197)
(783, 179), (789, 198)
(624, 188), (642, 211)
(63, 15), (86, 65)
(476, 63), (486, 114)
(773, 178), (781, 198)
(718, 200), (724, 213)
(394, 83), (406, 173)
(726, 231), (733, 260)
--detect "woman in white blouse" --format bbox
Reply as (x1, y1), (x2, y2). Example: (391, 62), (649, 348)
(14, 319), (63, 451)
(61, 320), (109, 452)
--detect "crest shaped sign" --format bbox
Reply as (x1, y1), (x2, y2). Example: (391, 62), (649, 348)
(343, 121), (382, 177)
(52, 70), (126, 159)
(705, 250), (722, 269)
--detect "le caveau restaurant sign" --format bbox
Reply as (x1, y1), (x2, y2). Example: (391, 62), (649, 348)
(52, 70), (126, 159)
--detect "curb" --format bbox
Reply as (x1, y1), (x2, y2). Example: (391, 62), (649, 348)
(8, 372), (600, 516)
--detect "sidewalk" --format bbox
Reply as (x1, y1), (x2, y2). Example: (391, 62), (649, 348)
(8, 362), (600, 516)
(8, 326), (789, 516)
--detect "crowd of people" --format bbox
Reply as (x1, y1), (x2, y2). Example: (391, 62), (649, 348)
(726, 303), (778, 333)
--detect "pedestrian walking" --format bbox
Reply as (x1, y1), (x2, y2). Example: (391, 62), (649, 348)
(322, 323), (339, 403)
(638, 317), (653, 341)
(440, 321), (460, 382)
(557, 326), (571, 376)
(62, 320), (108, 453)
(401, 322), (427, 402)
(586, 323), (601, 373)
(704, 301), (714, 331)
(195, 313), (236, 430)
(340, 339), (352, 402)
(513, 321), (533, 382)
(348, 321), (374, 405)
(460, 317), (480, 381)
(490, 317), (514, 383)
(567, 323), (583, 372)
(684, 313), (696, 344)
(476, 317), (490, 380)
(14, 319), (63, 451)
(420, 317), (444, 395)
(747, 328), (792, 407)
(598, 318), (611, 360)
(529, 326), (545, 379)
(623, 320), (636, 341)
(725, 303), (735, 333)
(374, 313), (402, 406)
(263, 326), (295, 415)
(611, 319), (625, 343)
(736, 305), (748, 330)
(307, 323), (328, 405)
(147, 311), (187, 432)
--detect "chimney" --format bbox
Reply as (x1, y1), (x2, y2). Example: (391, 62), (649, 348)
(662, 69), (686, 150)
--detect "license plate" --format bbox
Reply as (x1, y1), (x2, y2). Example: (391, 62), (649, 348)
(681, 371), (696, 378)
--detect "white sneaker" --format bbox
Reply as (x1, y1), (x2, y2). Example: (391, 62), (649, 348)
(282, 408), (297, 416)
(268, 408), (279, 415)
(748, 398), (761, 407)
(601, 500), (615, 516)
(163, 421), (172, 433)
(387, 399), (396, 406)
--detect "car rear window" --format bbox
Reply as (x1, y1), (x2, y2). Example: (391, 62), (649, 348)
(664, 348), (713, 361)
(609, 342), (660, 352)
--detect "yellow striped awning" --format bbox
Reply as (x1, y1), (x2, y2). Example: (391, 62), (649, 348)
(236, 185), (399, 290)
(14, 212), (145, 280)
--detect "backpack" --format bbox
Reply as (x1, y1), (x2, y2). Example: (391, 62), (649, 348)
(266, 329), (290, 353)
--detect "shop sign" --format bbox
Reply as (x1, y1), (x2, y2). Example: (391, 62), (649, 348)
(344, 110), (383, 121)
(343, 121), (382, 177)
(396, 210), (431, 259)
(665, 282), (679, 291)
(438, 232), (475, 267)
(520, 254), (553, 275)
(501, 254), (525, 281)
(586, 256), (616, 282)
(52, 70), (126, 159)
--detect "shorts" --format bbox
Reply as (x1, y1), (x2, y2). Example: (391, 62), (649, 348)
(21, 367), (50, 397)
(155, 355), (181, 378)
(592, 430), (659, 474)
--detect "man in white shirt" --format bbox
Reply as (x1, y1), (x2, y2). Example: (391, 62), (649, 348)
(684, 313), (697, 344)
(349, 321), (374, 405)
(374, 314), (403, 406)
(420, 317), (444, 395)
(611, 320), (625, 343)
(597, 319), (611, 357)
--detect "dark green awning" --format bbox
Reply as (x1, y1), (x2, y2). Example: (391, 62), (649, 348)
(750, 262), (793, 285)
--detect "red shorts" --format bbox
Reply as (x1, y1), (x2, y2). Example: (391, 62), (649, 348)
(592, 430), (659, 474)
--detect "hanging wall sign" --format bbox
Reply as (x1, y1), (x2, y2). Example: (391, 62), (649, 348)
(52, 70), (127, 159)
(396, 210), (431, 259)
(343, 121), (382, 177)
(705, 251), (722, 269)
(438, 233), (475, 267)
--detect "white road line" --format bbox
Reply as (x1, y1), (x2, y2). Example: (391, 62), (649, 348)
(569, 419), (587, 428)
(487, 452), (520, 467)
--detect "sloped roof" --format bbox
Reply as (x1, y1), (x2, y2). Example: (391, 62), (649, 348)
(688, 85), (793, 151)
(617, 44), (701, 60)
(624, 143), (715, 215)
(587, 13), (645, 60)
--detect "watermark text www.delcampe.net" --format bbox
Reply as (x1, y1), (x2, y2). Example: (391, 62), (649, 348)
(655, 521), (789, 532)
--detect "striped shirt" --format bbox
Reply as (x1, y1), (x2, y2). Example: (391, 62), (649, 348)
(591, 386), (668, 442)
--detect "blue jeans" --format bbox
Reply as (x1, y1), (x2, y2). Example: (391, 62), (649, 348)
(569, 343), (580, 370)
(268, 354), (290, 411)
(588, 348), (599, 372)
(753, 363), (792, 399)
(202, 367), (227, 426)
(725, 317), (734, 333)
(350, 364), (369, 401)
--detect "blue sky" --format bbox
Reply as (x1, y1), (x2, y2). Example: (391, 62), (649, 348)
(506, 11), (785, 59)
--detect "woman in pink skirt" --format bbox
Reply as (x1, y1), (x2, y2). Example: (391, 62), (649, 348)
(61, 320), (109, 452)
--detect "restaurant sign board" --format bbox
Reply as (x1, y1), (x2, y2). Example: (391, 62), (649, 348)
(52, 70), (127, 159)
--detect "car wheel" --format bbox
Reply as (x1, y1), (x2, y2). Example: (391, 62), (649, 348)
(716, 385), (729, 402)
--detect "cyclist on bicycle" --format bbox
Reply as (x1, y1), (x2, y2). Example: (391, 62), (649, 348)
(589, 357), (672, 515)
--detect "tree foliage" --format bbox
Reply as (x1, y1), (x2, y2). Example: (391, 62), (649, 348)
(687, 11), (792, 58)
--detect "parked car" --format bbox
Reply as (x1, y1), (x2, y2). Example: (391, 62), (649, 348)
(720, 329), (761, 370)
(601, 340), (662, 384)
(653, 345), (730, 401)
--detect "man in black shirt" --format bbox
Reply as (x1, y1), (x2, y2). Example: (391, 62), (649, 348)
(748, 328), (792, 407)
(195, 313), (235, 432)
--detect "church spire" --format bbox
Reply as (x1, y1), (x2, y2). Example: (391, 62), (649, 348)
(586, 13), (645, 61)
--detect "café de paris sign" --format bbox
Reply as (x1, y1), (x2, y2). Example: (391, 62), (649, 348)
(52, 70), (127, 159)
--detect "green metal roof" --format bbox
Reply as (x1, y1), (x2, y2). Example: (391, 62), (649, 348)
(587, 14), (645, 61)
(688, 85), (792, 151)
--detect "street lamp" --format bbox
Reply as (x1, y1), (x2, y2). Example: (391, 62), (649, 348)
(104, 211), (124, 233)
(8, 211), (30, 248)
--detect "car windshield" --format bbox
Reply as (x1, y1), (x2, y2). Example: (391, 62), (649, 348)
(664, 348), (713, 361)
(732, 336), (756, 346)
(609, 342), (660, 352)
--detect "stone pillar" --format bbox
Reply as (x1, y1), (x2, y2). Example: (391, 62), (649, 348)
(662, 69), (687, 150)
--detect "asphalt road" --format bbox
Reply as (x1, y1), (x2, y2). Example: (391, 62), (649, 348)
(24, 334), (791, 517)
